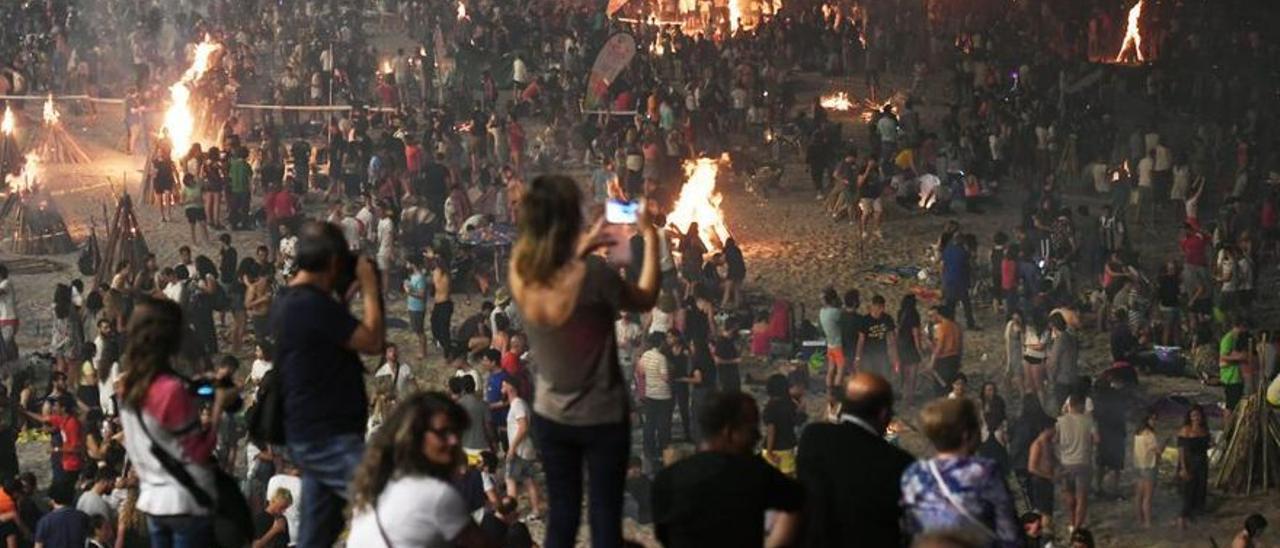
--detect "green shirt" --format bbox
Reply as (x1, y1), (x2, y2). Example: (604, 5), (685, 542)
(183, 182), (203, 207)
(228, 158), (252, 193)
(1219, 331), (1243, 385)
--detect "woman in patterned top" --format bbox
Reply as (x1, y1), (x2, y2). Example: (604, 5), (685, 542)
(901, 397), (1021, 547)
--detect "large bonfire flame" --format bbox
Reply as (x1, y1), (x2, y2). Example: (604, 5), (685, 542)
(1114, 0), (1145, 63)
(668, 157), (731, 250)
(42, 95), (59, 126)
(5, 152), (40, 194)
(820, 92), (853, 111)
(164, 37), (221, 160)
(1, 106), (13, 136)
(457, 1), (468, 21)
(728, 0), (743, 32)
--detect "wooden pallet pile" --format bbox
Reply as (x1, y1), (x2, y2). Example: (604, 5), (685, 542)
(94, 193), (149, 287)
(1214, 395), (1280, 494)
(30, 96), (91, 164)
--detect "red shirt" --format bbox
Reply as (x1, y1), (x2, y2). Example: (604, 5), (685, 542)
(501, 352), (523, 377)
(48, 414), (83, 472)
(1000, 258), (1018, 290)
(1180, 232), (1208, 267)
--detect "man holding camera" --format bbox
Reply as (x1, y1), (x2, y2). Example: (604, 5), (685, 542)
(272, 222), (385, 548)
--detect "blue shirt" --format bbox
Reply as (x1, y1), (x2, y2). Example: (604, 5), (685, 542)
(485, 369), (509, 425)
(405, 272), (428, 312)
(35, 507), (90, 548)
(941, 243), (970, 292)
(272, 285), (366, 442)
(901, 456), (1021, 547)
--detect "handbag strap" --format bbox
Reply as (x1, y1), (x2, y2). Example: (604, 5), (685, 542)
(373, 506), (396, 548)
(925, 460), (996, 540)
(130, 406), (216, 509)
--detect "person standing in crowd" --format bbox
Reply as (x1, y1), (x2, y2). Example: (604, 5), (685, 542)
(502, 376), (542, 520)
(819, 287), (845, 392)
(1045, 314), (1080, 411)
(651, 391), (802, 548)
(345, 392), (494, 547)
(901, 397), (1020, 546)
(34, 480), (90, 548)
(1177, 404), (1212, 529)
(1057, 393), (1098, 533)
(509, 176), (659, 548)
(273, 222), (385, 548)
(798, 372), (913, 547)
(638, 333), (673, 473)
(1132, 410), (1159, 528)
(0, 264), (18, 373)
(428, 246), (454, 352)
(926, 305), (963, 398)
(855, 295), (898, 381)
(117, 298), (236, 546)
(1220, 318), (1249, 423)
(404, 257), (430, 360)
(761, 374), (800, 476)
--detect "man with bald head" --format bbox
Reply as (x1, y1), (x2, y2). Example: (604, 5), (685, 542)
(796, 372), (914, 547)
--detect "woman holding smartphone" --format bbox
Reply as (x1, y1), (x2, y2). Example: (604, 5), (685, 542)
(510, 175), (660, 548)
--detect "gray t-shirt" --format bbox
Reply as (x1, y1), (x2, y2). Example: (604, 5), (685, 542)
(458, 394), (490, 451)
(819, 306), (842, 349)
(1048, 329), (1079, 385)
(1056, 412), (1096, 467)
(526, 257), (628, 426)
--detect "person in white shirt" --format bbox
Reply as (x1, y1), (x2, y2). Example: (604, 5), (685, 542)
(637, 335), (673, 472)
(266, 463), (303, 547)
(346, 393), (490, 547)
(503, 378), (543, 519)
(375, 208), (396, 288)
(1135, 149), (1156, 225)
(0, 265), (18, 370)
(374, 344), (416, 399)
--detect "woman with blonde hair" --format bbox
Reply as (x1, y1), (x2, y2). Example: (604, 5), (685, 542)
(509, 175), (660, 547)
(345, 392), (493, 547)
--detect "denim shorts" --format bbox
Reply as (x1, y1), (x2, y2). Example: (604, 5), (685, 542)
(507, 455), (536, 482)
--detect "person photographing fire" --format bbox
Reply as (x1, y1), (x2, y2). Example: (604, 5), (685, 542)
(271, 221), (386, 548)
(510, 175), (660, 548)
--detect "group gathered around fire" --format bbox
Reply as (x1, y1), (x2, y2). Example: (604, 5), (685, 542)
(0, 0), (1277, 547)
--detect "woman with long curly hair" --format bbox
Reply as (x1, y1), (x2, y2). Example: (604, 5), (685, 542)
(118, 297), (236, 547)
(345, 392), (492, 547)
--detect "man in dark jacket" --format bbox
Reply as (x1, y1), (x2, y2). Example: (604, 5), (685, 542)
(797, 372), (914, 547)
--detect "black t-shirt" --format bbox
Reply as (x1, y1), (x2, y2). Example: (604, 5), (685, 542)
(897, 310), (921, 358)
(253, 511), (289, 548)
(690, 342), (717, 392)
(859, 313), (896, 359)
(839, 309), (865, 354)
(457, 313), (490, 344)
(762, 398), (799, 450)
(219, 247), (238, 285)
(626, 474), (654, 524)
(271, 285), (365, 442)
(479, 512), (534, 548)
(684, 306), (710, 345)
(652, 452), (804, 548)
(421, 163), (449, 211)
(1157, 273), (1179, 308)
(724, 244), (746, 280)
(34, 507), (89, 548)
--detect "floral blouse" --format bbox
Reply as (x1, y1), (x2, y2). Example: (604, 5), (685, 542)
(901, 456), (1021, 548)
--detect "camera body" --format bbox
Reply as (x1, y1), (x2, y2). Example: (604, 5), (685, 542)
(189, 376), (243, 413)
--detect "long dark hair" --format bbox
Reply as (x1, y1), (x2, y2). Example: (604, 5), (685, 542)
(350, 392), (469, 511)
(513, 175), (583, 285)
(119, 298), (185, 409)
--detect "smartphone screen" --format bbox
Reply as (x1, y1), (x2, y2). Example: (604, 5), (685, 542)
(605, 199), (639, 224)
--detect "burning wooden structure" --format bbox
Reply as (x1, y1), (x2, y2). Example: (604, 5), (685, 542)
(31, 96), (92, 164)
(0, 153), (75, 255)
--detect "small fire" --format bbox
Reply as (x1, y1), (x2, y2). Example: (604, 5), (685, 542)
(0, 106), (13, 136)
(820, 92), (853, 111)
(164, 37), (221, 159)
(42, 95), (59, 125)
(381, 60), (393, 75)
(5, 152), (40, 193)
(457, 1), (468, 21)
(650, 39), (666, 56)
(668, 157), (731, 250)
(1114, 0), (1145, 63)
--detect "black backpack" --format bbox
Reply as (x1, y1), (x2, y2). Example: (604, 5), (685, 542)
(246, 367), (285, 448)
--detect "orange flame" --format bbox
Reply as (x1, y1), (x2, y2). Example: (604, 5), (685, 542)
(820, 92), (853, 111)
(668, 157), (731, 250)
(42, 95), (59, 125)
(728, 0), (742, 32)
(1114, 0), (1144, 63)
(5, 152), (40, 193)
(457, 1), (468, 20)
(0, 106), (13, 136)
(164, 37), (221, 159)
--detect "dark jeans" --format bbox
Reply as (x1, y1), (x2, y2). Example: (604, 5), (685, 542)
(934, 355), (961, 397)
(532, 414), (628, 548)
(641, 398), (673, 466)
(672, 387), (691, 441)
(147, 514), (214, 548)
(943, 286), (978, 327)
(431, 300), (454, 351)
(288, 433), (365, 548)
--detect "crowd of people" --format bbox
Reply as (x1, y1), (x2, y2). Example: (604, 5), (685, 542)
(0, 0), (1277, 546)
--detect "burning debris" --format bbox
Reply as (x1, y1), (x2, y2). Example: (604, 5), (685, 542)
(668, 156), (732, 250)
(820, 92), (854, 111)
(31, 95), (92, 164)
(0, 106), (18, 179)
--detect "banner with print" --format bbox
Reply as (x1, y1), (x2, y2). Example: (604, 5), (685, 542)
(583, 32), (637, 111)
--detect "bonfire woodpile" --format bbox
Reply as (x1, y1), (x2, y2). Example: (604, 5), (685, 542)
(1214, 395), (1280, 494)
(32, 98), (92, 164)
(94, 193), (149, 287)
(0, 193), (75, 255)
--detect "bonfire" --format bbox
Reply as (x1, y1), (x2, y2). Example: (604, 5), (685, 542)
(31, 95), (92, 164)
(668, 156), (732, 250)
(820, 92), (854, 111)
(0, 106), (18, 179)
(1114, 0), (1145, 64)
(0, 152), (75, 255)
(163, 38), (221, 160)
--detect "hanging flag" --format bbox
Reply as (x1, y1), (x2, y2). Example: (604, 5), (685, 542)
(583, 32), (636, 111)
